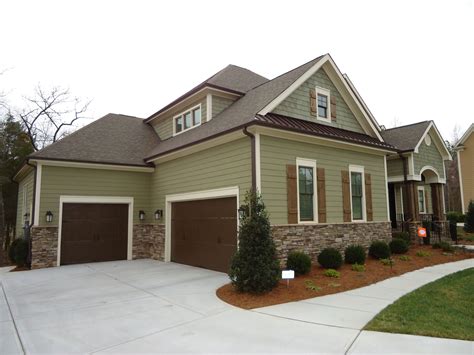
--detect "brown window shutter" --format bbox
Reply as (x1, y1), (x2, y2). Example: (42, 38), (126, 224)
(341, 170), (351, 222)
(365, 173), (373, 221)
(310, 89), (317, 116)
(330, 96), (337, 121)
(287, 164), (298, 224)
(317, 167), (326, 223)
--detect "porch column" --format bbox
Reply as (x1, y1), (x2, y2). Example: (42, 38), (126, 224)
(430, 183), (445, 220)
(404, 181), (419, 222)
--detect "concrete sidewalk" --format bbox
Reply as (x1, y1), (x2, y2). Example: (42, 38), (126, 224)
(255, 258), (474, 354)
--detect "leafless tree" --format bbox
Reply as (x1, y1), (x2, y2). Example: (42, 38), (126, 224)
(15, 86), (91, 151)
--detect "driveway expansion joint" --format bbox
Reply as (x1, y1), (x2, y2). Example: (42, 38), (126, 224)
(1, 282), (25, 355)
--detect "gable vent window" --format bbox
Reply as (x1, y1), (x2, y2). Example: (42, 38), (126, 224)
(315, 87), (331, 123)
(174, 105), (201, 135)
(317, 94), (328, 118)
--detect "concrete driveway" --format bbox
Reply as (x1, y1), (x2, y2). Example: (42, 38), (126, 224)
(1, 259), (473, 354)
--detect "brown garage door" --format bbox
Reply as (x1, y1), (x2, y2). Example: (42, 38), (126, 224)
(61, 203), (128, 265)
(171, 197), (237, 272)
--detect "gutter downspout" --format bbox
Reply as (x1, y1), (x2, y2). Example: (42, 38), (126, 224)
(26, 159), (36, 267)
(243, 126), (256, 193)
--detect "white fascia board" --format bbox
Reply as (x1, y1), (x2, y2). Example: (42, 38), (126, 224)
(455, 123), (474, 147)
(413, 122), (452, 160)
(29, 159), (154, 173)
(258, 55), (329, 115)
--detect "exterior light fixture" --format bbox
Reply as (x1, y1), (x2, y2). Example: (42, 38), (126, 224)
(23, 212), (30, 222)
(45, 211), (53, 223)
(139, 210), (146, 221)
(154, 209), (163, 220)
(238, 205), (248, 219)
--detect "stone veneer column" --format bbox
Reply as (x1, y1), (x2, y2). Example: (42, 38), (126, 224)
(132, 224), (165, 261)
(271, 221), (392, 266)
(30, 226), (58, 269)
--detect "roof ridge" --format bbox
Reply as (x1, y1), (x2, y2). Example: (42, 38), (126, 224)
(247, 54), (326, 92)
(383, 120), (431, 131)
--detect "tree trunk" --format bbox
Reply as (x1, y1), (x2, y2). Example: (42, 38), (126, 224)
(0, 182), (5, 251)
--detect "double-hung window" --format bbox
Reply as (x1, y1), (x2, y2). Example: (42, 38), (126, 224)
(349, 165), (365, 221)
(417, 186), (426, 214)
(174, 105), (201, 135)
(315, 87), (331, 123)
(297, 158), (317, 223)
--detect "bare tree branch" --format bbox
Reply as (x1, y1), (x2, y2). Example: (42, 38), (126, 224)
(12, 85), (91, 151)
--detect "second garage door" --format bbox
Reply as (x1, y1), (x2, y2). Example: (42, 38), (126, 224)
(61, 203), (128, 265)
(171, 197), (237, 272)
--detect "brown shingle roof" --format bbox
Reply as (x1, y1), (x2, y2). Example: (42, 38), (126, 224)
(381, 121), (431, 151)
(145, 65), (268, 122)
(145, 56), (326, 160)
(30, 114), (159, 167)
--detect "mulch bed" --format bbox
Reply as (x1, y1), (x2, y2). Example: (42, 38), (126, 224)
(216, 245), (473, 310)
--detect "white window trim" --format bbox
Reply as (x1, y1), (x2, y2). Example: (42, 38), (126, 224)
(173, 103), (202, 136)
(315, 86), (331, 123)
(349, 165), (366, 222)
(296, 158), (318, 224)
(57, 196), (134, 266)
(399, 185), (404, 215)
(417, 186), (426, 214)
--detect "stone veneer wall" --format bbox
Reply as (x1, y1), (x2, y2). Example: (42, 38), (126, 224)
(31, 226), (58, 269)
(30, 224), (165, 269)
(271, 221), (391, 265)
(132, 224), (165, 261)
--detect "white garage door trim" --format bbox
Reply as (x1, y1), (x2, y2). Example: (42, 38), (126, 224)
(164, 186), (239, 262)
(57, 195), (134, 266)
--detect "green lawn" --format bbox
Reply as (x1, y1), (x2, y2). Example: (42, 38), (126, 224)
(365, 268), (474, 341)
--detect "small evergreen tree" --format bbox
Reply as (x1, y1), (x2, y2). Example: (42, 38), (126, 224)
(464, 201), (474, 233)
(229, 190), (280, 294)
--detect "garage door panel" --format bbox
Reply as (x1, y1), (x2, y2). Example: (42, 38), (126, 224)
(171, 197), (237, 273)
(61, 203), (128, 265)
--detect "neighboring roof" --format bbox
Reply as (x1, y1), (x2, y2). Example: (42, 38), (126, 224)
(145, 65), (268, 122)
(145, 55), (326, 160)
(455, 123), (474, 147)
(381, 121), (432, 151)
(30, 114), (159, 167)
(256, 113), (396, 150)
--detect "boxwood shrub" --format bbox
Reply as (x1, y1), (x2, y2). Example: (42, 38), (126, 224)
(389, 238), (409, 254)
(286, 251), (312, 275)
(344, 244), (366, 265)
(369, 240), (391, 259)
(392, 231), (410, 245)
(8, 238), (28, 267)
(317, 248), (343, 269)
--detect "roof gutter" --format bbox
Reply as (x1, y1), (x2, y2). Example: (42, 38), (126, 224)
(243, 126), (256, 192)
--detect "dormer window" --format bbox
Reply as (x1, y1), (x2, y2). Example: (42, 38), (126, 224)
(315, 87), (331, 123)
(174, 104), (201, 135)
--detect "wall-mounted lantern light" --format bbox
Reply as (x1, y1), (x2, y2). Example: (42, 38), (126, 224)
(154, 209), (163, 220)
(23, 212), (30, 223)
(45, 211), (53, 223)
(139, 210), (146, 221)
(238, 205), (248, 219)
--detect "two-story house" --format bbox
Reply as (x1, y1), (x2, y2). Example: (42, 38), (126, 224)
(14, 54), (451, 271)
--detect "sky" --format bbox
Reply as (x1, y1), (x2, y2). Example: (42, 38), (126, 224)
(1, 0), (473, 143)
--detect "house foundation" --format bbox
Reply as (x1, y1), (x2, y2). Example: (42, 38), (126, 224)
(271, 221), (392, 265)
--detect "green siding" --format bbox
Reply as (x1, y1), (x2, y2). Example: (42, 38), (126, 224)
(151, 138), (251, 218)
(260, 135), (388, 224)
(15, 170), (35, 238)
(39, 166), (152, 225)
(153, 97), (207, 140)
(387, 158), (404, 177)
(272, 68), (365, 134)
(212, 95), (235, 118)
(414, 136), (445, 179)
